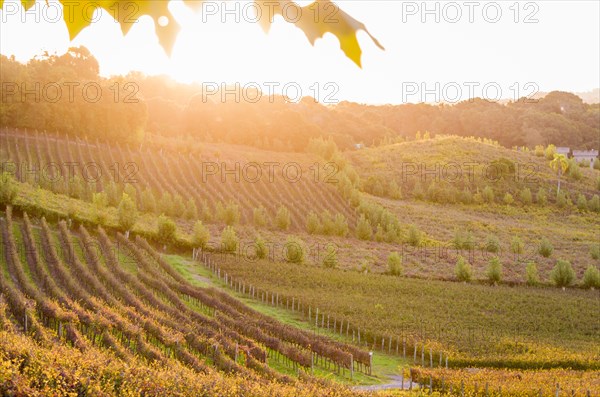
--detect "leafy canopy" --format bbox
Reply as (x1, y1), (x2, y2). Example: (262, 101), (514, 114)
(3, 0), (383, 67)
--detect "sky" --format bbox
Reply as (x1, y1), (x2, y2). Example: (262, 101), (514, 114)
(1, 0), (599, 104)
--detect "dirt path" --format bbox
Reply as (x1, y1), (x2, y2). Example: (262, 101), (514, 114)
(353, 375), (420, 392)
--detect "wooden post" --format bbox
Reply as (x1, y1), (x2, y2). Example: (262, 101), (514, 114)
(429, 349), (433, 367)
(403, 337), (406, 358)
(555, 383), (560, 397)
(350, 354), (353, 380)
(368, 351), (373, 375)
(413, 343), (417, 362)
(446, 356), (448, 368)
(315, 308), (319, 328)
(400, 371), (404, 390)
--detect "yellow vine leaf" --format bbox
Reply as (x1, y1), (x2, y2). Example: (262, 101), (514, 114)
(0, 0), (383, 66)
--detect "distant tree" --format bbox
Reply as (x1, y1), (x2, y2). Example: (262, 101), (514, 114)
(284, 236), (305, 264)
(544, 144), (556, 160)
(275, 205), (291, 230)
(407, 224), (422, 247)
(118, 193), (137, 237)
(486, 256), (502, 284)
(158, 191), (174, 216)
(485, 234), (501, 253)
(321, 210), (335, 235)
(221, 226), (238, 253)
(590, 244), (600, 260)
(105, 181), (120, 206)
(549, 154), (568, 194)
(306, 211), (321, 234)
(536, 187), (547, 206)
(588, 195), (600, 212)
(582, 266), (600, 289)
(550, 259), (575, 287)
(356, 214), (373, 240)
(375, 224), (385, 242)
(387, 252), (403, 276)
(92, 191), (108, 223)
(184, 198), (198, 220)
(255, 235), (268, 260)
(253, 206), (268, 227)
(566, 159), (583, 181)
(157, 215), (176, 245)
(534, 145), (545, 157)
(141, 188), (157, 213)
(525, 262), (540, 286)
(556, 190), (568, 208)
(192, 220), (210, 251)
(519, 188), (532, 205)
(455, 255), (473, 282)
(576, 194), (588, 211)
(322, 244), (338, 269)
(510, 236), (524, 255)
(482, 186), (495, 203)
(538, 237), (554, 258)
(333, 213), (349, 237)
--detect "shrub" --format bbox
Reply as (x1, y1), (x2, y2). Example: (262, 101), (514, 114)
(510, 236), (524, 255)
(455, 255), (473, 282)
(582, 266), (600, 289)
(387, 252), (403, 276)
(123, 184), (137, 204)
(453, 229), (475, 250)
(158, 192), (173, 216)
(388, 180), (402, 200)
(200, 200), (213, 222)
(172, 194), (186, 217)
(356, 214), (373, 240)
(486, 256), (502, 284)
(141, 188), (157, 213)
(567, 159), (583, 181)
(105, 181), (121, 206)
(550, 259), (575, 287)
(534, 145), (544, 157)
(221, 226), (238, 253)
(374, 224), (385, 242)
(503, 193), (514, 205)
(485, 234), (501, 253)
(407, 224), (422, 247)
(306, 211), (321, 234)
(544, 144), (556, 160)
(92, 192), (108, 223)
(118, 193), (137, 233)
(519, 188), (532, 205)
(255, 235), (268, 259)
(224, 201), (241, 225)
(275, 205), (291, 230)
(322, 244), (337, 269)
(536, 187), (547, 206)
(538, 237), (553, 258)
(157, 215), (177, 245)
(576, 194), (588, 211)
(385, 224), (400, 243)
(184, 198), (198, 220)
(588, 195), (600, 212)
(525, 262), (540, 286)
(333, 213), (349, 237)
(590, 244), (600, 260)
(253, 206), (268, 227)
(192, 221), (210, 250)
(321, 210), (335, 235)
(482, 186), (494, 203)
(284, 236), (305, 264)
(460, 188), (473, 204)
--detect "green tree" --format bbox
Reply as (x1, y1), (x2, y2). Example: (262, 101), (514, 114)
(306, 211), (321, 234)
(387, 252), (403, 276)
(576, 194), (588, 211)
(253, 206), (268, 227)
(224, 201), (241, 225)
(157, 214), (176, 245)
(486, 256), (502, 284)
(510, 236), (524, 255)
(284, 236), (305, 264)
(591, 244), (600, 260)
(550, 259), (575, 287)
(455, 255), (473, 282)
(519, 188), (532, 205)
(158, 191), (174, 216)
(192, 220), (210, 250)
(538, 237), (554, 258)
(549, 153), (568, 195)
(407, 224), (422, 247)
(482, 186), (494, 203)
(582, 266), (600, 289)
(485, 234), (501, 253)
(184, 198), (198, 220)
(141, 188), (157, 213)
(503, 192), (514, 205)
(275, 205), (291, 230)
(536, 187), (547, 206)
(525, 262), (540, 286)
(333, 213), (349, 237)
(588, 195), (600, 212)
(221, 226), (238, 253)
(117, 193), (137, 236)
(92, 191), (108, 224)
(255, 235), (268, 260)
(355, 214), (372, 240)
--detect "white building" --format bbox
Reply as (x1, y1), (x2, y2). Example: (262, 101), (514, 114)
(572, 149), (599, 168)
